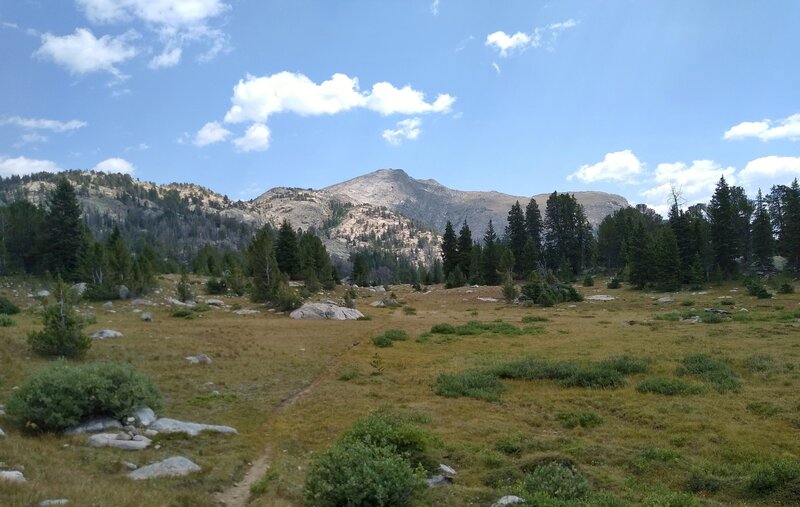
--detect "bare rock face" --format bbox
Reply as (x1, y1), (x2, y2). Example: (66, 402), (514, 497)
(289, 302), (364, 320)
(128, 456), (200, 480)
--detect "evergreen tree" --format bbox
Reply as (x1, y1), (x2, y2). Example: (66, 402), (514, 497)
(351, 252), (370, 286)
(456, 221), (473, 278)
(440, 221), (458, 278)
(751, 189), (774, 270)
(106, 226), (132, 285)
(468, 243), (484, 285)
(247, 227), (281, 302)
(782, 179), (800, 271)
(44, 179), (86, 281)
(707, 176), (740, 279)
(525, 197), (543, 258)
(543, 192), (593, 274)
(275, 219), (301, 278)
(0, 201), (46, 274)
(505, 201), (527, 277)
(482, 220), (501, 285)
(27, 277), (90, 358)
(628, 222), (653, 289)
(653, 227), (681, 292)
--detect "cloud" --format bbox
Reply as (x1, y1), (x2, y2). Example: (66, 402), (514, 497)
(382, 118), (422, 145)
(569, 150), (643, 183)
(194, 121), (231, 146)
(491, 62), (501, 74)
(224, 72), (455, 124)
(0, 156), (60, 177)
(486, 19), (577, 57)
(0, 115), (87, 132)
(93, 157), (135, 174)
(640, 160), (736, 207)
(723, 113), (800, 141)
(430, 0), (440, 15)
(739, 156), (800, 190)
(76, 0), (231, 67)
(233, 123), (270, 152)
(35, 28), (138, 78)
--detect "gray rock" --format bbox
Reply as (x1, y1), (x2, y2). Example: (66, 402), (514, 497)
(425, 474), (453, 488)
(290, 302), (364, 320)
(165, 297), (194, 307)
(233, 308), (259, 315)
(477, 297), (499, 302)
(119, 285), (130, 300)
(71, 283), (87, 296)
(205, 299), (225, 306)
(374, 286), (386, 293)
(0, 470), (26, 482)
(128, 456), (201, 480)
(186, 354), (212, 365)
(39, 499), (70, 506)
(141, 312), (153, 322)
(586, 295), (616, 301)
(134, 407), (157, 427)
(131, 299), (154, 306)
(88, 433), (151, 451)
(0, 427), (5, 437)
(149, 417), (237, 437)
(65, 417), (123, 435)
(492, 495), (525, 507)
(656, 297), (674, 303)
(102, 301), (114, 310)
(91, 329), (123, 339)
(36, 290), (51, 298)
(122, 461), (138, 471)
(439, 464), (457, 475)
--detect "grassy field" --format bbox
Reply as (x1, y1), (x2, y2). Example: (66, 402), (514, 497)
(1, 276), (799, 506)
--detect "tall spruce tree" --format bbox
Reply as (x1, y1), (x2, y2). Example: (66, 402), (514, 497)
(783, 179), (800, 271)
(44, 179), (86, 281)
(247, 227), (281, 302)
(525, 197), (543, 255)
(628, 222), (653, 289)
(543, 192), (592, 274)
(440, 221), (458, 278)
(653, 227), (681, 291)
(708, 176), (740, 278)
(456, 221), (473, 278)
(505, 201), (527, 277)
(275, 219), (300, 278)
(751, 189), (774, 270)
(482, 220), (501, 285)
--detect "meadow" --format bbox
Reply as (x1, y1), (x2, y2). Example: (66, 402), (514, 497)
(1, 276), (799, 506)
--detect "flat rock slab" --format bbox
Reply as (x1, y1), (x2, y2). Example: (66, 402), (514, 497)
(186, 354), (212, 365)
(656, 297), (674, 303)
(91, 329), (123, 339)
(0, 470), (26, 483)
(290, 302), (364, 320)
(88, 433), (152, 451)
(586, 295), (616, 301)
(233, 308), (259, 315)
(205, 299), (225, 306)
(131, 299), (154, 306)
(477, 297), (499, 302)
(492, 496), (525, 507)
(128, 456), (200, 480)
(65, 417), (123, 435)
(150, 418), (237, 436)
(39, 500), (70, 506)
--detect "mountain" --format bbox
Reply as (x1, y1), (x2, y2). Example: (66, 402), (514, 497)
(0, 169), (629, 263)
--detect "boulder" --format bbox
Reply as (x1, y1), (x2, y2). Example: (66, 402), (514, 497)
(119, 285), (130, 300)
(233, 308), (259, 315)
(36, 290), (51, 298)
(134, 407), (157, 427)
(128, 456), (201, 480)
(131, 299), (154, 306)
(102, 301), (114, 310)
(374, 286), (387, 293)
(439, 464), (457, 475)
(165, 297), (194, 307)
(149, 418), (237, 437)
(425, 475), (453, 488)
(289, 302), (364, 320)
(88, 433), (152, 451)
(65, 417), (123, 435)
(586, 295), (616, 301)
(141, 312), (153, 322)
(477, 297), (499, 302)
(186, 354), (212, 365)
(91, 329), (123, 339)
(656, 297), (674, 303)
(0, 470), (26, 483)
(71, 283), (87, 296)
(0, 427), (5, 437)
(40, 500), (70, 506)
(492, 496), (525, 507)
(205, 299), (225, 306)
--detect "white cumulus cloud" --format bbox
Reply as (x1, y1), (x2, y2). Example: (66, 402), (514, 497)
(233, 123), (270, 152)
(0, 156), (61, 177)
(35, 28), (138, 78)
(93, 157), (135, 174)
(148, 46), (182, 68)
(569, 150), (643, 183)
(0, 115), (87, 132)
(486, 19), (577, 57)
(194, 121), (231, 146)
(723, 113), (800, 141)
(739, 156), (800, 190)
(640, 160), (736, 207)
(382, 118), (422, 145)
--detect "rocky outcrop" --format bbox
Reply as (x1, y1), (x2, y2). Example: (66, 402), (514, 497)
(149, 418), (237, 436)
(289, 302), (364, 320)
(128, 456), (200, 480)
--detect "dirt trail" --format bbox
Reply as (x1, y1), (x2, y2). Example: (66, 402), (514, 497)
(214, 341), (360, 506)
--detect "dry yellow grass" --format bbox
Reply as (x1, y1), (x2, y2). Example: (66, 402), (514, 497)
(1, 277), (799, 506)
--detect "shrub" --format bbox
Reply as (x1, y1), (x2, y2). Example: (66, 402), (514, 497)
(681, 299), (695, 307)
(599, 355), (650, 374)
(434, 370), (508, 402)
(192, 303), (211, 313)
(171, 308), (194, 319)
(341, 411), (431, 470)
(272, 282), (302, 311)
(5, 361), (162, 432)
(0, 315), (15, 327)
(636, 378), (704, 395)
(495, 435), (525, 456)
(176, 269), (193, 302)
(560, 367), (626, 389)
(777, 282), (794, 294)
(515, 461), (590, 502)
(745, 278), (772, 299)
(521, 315), (549, 323)
(607, 277), (621, 289)
(701, 312), (725, 324)
(494, 357), (579, 381)
(583, 276), (594, 287)
(28, 280), (90, 358)
(502, 275), (519, 303)
(304, 439), (424, 507)
(372, 334), (394, 348)
(557, 411), (603, 429)
(205, 277), (227, 295)
(383, 329), (409, 341)
(748, 460), (800, 502)
(430, 323), (457, 334)
(0, 295), (20, 315)
(720, 299), (735, 306)
(679, 354), (741, 393)
(403, 306), (417, 315)
(745, 354), (776, 373)
(746, 401), (781, 417)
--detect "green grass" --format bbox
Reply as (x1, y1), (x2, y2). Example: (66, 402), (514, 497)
(679, 354), (742, 393)
(434, 369), (508, 402)
(429, 320), (531, 337)
(636, 377), (705, 395)
(556, 411), (603, 429)
(521, 315), (549, 323)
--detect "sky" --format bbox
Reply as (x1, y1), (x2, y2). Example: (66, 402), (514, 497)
(1, 0), (799, 215)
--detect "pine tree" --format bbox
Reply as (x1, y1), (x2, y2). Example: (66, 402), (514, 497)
(106, 226), (132, 285)
(247, 227), (281, 302)
(751, 189), (774, 270)
(275, 219), (301, 278)
(482, 220), (501, 285)
(44, 179), (86, 281)
(440, 221), (458, 278)
(708, 176), (740, 279)
(653, 227), (681, 292)
(506, 201), (527, 277)
(628, 222), (652, 289)
(456, 221), (473, 278)
(525, 198), (543, 257)
(468, 243), (484, 285)
(351, 253), (370, 286)
(783, 179), (800, 271)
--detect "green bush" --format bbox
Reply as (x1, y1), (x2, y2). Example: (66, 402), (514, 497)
(557, 411), (603, 429)
(192, 303), (211, 313)
(430, 323), (457, 334)
(681, 299), (695, 307)
(560, 367), (626, 389)
(599, 355), (650, 374)
(383, 329), (409, 341)
(521, 315), (549, 323)
(745, 354), (776, 373)
(272, 282), (302, 311)
(434, 370), (508, 402)
(720, 299), (735, 306)
(493, 357), (579, 381)
(0, 295), (20, 315)
(502, 275), (519, 303)
(372, 334), (394, 348)
(171, 308), (194, 319)
(304, 439), (424, 507)
(583, 276), (594, 287)
(636, 378), (704, 395)
(28, 286), (91, 358)
(679, 354), (741, 393)
(778, 283), (795, 294)
(0, 314), (15, 327)
(607, 277), (621, 289)
(205, 277), (227, 295)
(515, 461), (590, 502)
(745, 278), (773, 299)
(748, 460), (800, 502)
(341, 411), (431, 470)
(5, 361), (162, 432)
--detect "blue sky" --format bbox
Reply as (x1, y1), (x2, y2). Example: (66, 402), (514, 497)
(1, 0), (799, 213)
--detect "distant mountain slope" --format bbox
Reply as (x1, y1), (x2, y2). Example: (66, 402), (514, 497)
(0, 168), (629, 263)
